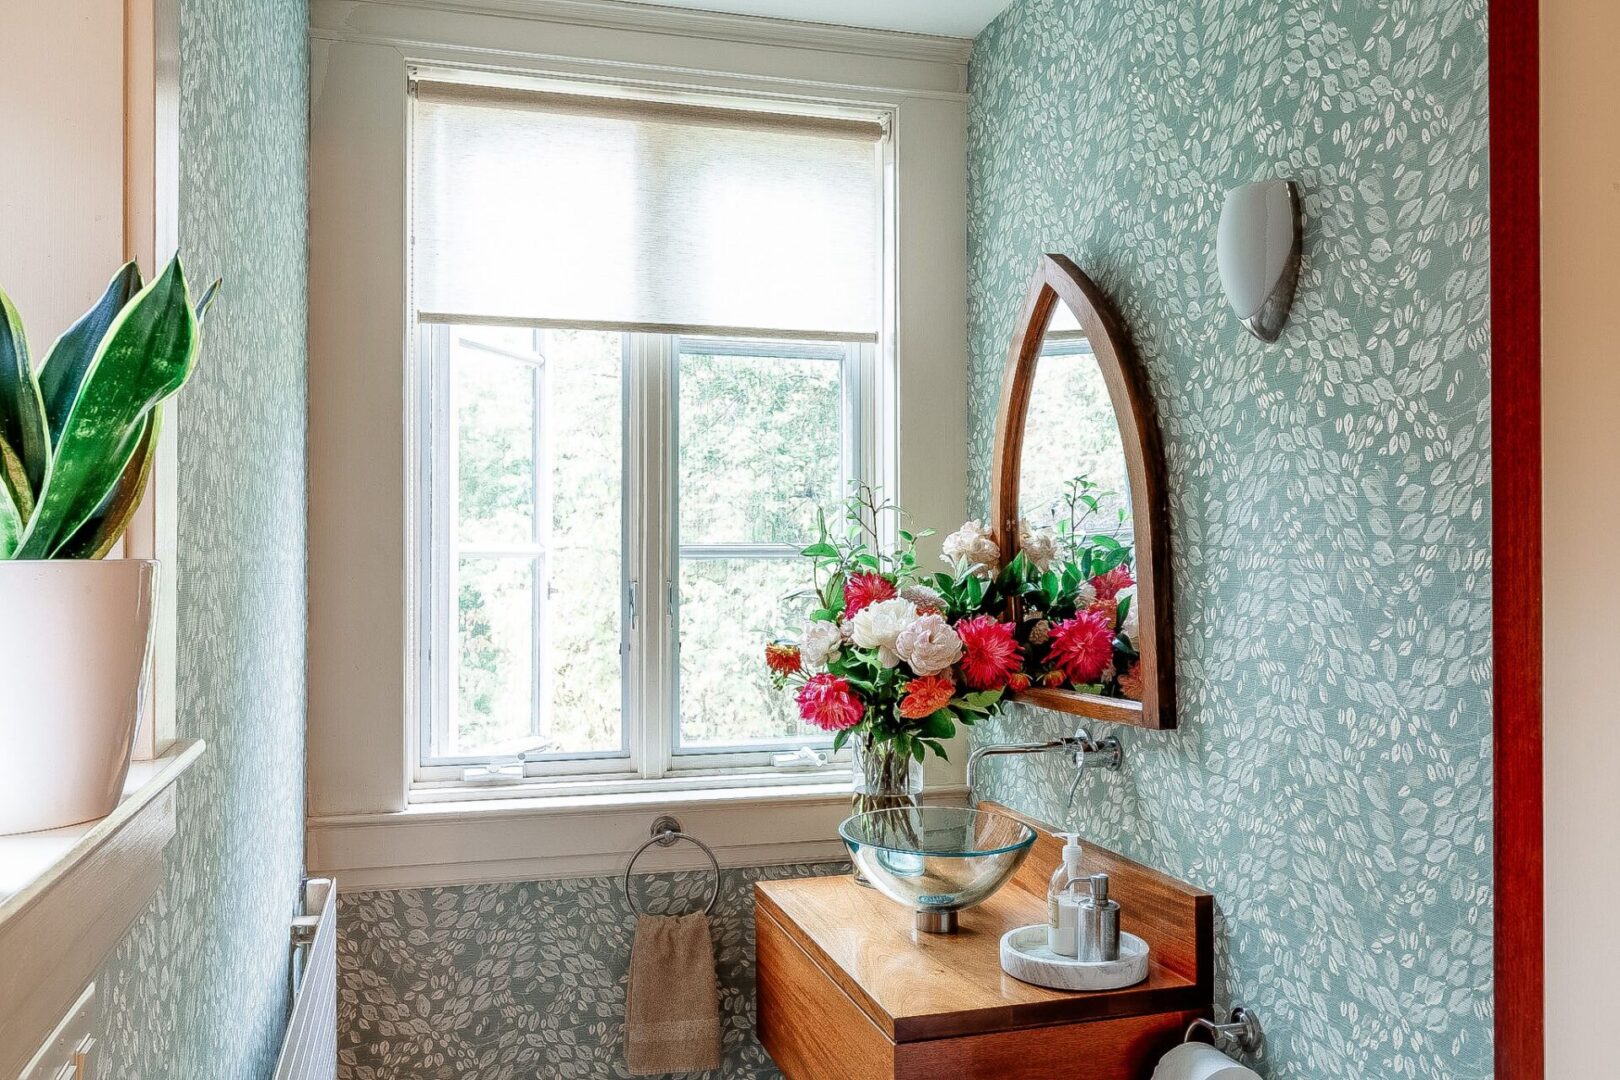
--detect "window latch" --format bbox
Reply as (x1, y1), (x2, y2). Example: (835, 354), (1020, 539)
(461, 741), (553, 784)
(628, 579), (639, 630)
(771, 747), (830, 771)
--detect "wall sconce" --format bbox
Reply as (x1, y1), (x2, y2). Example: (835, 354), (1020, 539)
(1217, 179), (1301, 342)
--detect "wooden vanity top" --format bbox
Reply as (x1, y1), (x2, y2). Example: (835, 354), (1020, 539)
(754, 803), (1212, 1046)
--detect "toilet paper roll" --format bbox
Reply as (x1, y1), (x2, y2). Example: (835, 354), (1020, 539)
(1150, 1042), (1262, 1080)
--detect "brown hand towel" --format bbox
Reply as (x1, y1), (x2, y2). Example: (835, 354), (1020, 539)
(624, 912), (723, 1075)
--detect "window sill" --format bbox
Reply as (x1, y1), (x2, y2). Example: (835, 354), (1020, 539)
(307, 780), (969, 891)
(406, 763), (850, 804)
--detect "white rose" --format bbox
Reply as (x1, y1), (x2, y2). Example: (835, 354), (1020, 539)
(1018, 520), (1060, 573)
(1118, 584), (1139, 642)
(942, 519), (1000, 578)
(893, 613), (964, 677)
(848, 598), (920, 668)
(799, 620), (844, 668)
(1073, 580), (1097, 608)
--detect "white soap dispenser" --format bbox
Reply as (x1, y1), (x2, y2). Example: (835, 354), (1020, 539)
(1046, 832), (1085, 957)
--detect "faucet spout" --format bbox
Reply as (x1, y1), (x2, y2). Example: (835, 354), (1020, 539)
(965, 739), (1067, 791)
(966, 728), (1124, 799)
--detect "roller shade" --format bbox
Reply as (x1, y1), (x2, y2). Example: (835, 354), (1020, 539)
(411, 79), (885, 340)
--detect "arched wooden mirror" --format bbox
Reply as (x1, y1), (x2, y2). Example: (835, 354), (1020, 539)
(990, 254), (1174, 729)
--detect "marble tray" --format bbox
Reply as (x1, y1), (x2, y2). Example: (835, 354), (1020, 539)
(999, 925), (1151, 992)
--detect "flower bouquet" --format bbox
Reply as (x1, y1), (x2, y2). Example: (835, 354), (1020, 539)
(765, 487), (1023, 818)
(1002, 476), (1143, 700)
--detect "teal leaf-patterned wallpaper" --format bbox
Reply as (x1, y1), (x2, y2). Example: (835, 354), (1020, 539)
(95, 0), (308, 1074)
(337, 862), (847, 1078)
(965, 1), (1493, 1077)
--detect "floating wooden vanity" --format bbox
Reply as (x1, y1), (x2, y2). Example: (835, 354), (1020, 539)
(755, 804), (1212, 1080)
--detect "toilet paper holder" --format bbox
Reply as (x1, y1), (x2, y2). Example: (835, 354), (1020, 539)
(1184, 1005), (1263, 1053)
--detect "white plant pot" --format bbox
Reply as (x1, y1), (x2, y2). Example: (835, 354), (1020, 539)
(0, 560), (156, 835)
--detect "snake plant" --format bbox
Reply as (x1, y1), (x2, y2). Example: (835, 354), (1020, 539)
(0, 256), (217, 559)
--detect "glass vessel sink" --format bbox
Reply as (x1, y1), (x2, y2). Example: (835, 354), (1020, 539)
(839, 807), (1037, 933)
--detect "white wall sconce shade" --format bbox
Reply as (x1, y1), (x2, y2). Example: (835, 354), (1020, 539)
(1217, 179), (1302, 343)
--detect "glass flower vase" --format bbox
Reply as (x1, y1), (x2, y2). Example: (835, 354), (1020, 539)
(849, 736), (923, 884)
(851, 735), (923, 815)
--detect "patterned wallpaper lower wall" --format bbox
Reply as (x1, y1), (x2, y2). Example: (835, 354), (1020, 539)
(93, 0), (309, 1075)
(966, 1), (1493, 1078)
(337, 863), (846, 1079)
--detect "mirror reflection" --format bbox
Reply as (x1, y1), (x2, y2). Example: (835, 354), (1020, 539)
(1014, 301), (1141, 701)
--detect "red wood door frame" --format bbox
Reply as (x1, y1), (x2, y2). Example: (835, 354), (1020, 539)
(1489, 0), (1542, 1075)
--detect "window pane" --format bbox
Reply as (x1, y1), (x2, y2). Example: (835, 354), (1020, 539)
(453, 329), (536, 547)
(454, 556), (536, 755)
(435, 326), (625, 763)
(678, 347), (844, 545)
(539, 329), (624, 754)
(677, 557), (824, 749)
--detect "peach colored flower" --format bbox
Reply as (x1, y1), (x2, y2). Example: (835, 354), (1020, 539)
(765, 641), (801, 675)
(1119, 662), (1144, 701)
(899, 673), (956, 719)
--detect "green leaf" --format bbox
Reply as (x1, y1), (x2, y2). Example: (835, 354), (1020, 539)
(54, 406), (162, 559)
(924, 740), (948, 760)
(0, 287), (49, 499)
(17, 256), (200, 558)
(910, 740), (925, 763)
(801, 541), (838, 558)
(832, 728), (851, 753)
(0, 434), (24, 557)
(193, 277), (222, 326)
(921, 709), (955, 739)
(38, 262), (143, 446)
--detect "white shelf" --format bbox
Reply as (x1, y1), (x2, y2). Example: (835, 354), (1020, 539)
(0, 738), (203, 919)
(0, 738), (204, 1075)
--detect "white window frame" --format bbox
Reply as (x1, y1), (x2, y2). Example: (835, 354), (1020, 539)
(410, 324), (887, 800)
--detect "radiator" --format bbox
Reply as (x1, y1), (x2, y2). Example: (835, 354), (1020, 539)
(274, 877), (338, 1080)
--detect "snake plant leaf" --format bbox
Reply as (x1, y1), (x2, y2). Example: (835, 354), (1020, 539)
(194, 277), (222, 326)
(15, 256), (198, 559)
(38, 261), (143, 446)
(0, 433), (26, 557)
(0, 287), (50, 499)
(53, 406), (161, 559)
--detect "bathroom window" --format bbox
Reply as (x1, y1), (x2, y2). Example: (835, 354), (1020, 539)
(408, 72), (888, 788)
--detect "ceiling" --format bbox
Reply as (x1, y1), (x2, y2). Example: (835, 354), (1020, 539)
(615, 0), (1015, 39)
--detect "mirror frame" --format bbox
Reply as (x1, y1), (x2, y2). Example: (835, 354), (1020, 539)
(989, 253), (1175, 729)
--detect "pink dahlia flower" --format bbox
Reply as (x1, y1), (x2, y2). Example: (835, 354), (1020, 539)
(1090, 565), (1135, 602)
(954, 615), (1023, 691)
(843, 572), (897, 618)
(796, 673), (865, 732)
(1049, 610), (1115, 685)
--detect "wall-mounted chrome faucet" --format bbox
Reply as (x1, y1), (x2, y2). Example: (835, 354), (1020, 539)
(966, 726), (1123, 806)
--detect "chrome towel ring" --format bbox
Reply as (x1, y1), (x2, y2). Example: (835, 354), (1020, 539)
(622, 815), (721, 917)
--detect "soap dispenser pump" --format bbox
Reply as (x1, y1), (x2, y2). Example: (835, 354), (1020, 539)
(1076, 873), (1121, 962)
(1046, 833), (1086, 956)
